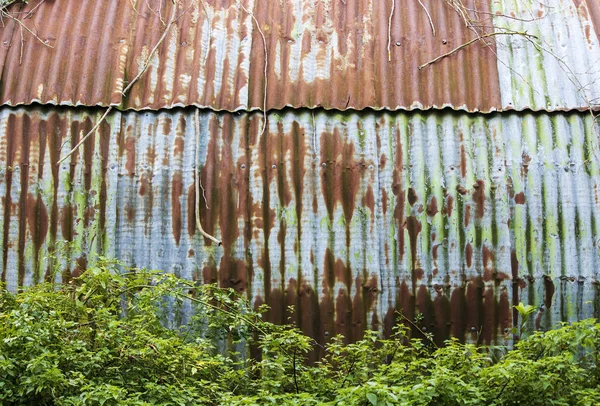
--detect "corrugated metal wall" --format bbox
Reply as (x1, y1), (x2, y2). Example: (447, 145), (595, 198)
(2, 106), (599, 344)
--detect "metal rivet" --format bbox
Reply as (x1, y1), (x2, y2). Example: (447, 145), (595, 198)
(271, 164), (277, 169)
(442, 39), (448, 44)
(471, 326), (477, 332)
(321, 162), (326, 168)
(395, 41), (401, 46)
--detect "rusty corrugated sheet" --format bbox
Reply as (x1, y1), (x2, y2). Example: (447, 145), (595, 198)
(2, 1), (600, 113)
(2, 106), (599, 344)
(0, 0), (504, 112)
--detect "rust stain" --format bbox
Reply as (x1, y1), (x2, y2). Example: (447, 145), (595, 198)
(171, 171), (183, 245)
(482, 246), (494, 281)
(320, 128), (360, 226)
(450, 287), (467, 342)
(465, 277), (485, 343)
(445, 195), (454, 217)
(472, 180), (485, 218)
(464, 205), (471, 227)
(406, 216), (422, 287)
(521, 152), (531, 177)
(433, 291), (451, 346)
(466, 242), (473, 268)
(426, 196), (438, 217)
(124, 204), (135, 223)
(393, 136), (405, 259)
(407, 187), (418, 206)
(124, 136), (136, 177)
(362, 185), (375, 217)
(514, 191), (526, 204)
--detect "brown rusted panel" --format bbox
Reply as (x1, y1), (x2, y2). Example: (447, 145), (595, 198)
(2, 106), (600, 345)
(0, 1), (134, 107)
(0, 0), (502, 112)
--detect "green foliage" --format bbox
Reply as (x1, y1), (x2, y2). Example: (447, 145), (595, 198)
(0, 0), (26, 10)
(1, 260), (600, 405)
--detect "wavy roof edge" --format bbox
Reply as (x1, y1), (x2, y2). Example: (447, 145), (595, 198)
(3, 99), (600, 117)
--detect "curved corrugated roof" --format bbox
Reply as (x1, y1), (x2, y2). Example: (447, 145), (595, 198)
(0, 0), (577, 113)
(1, 0), (598, 113)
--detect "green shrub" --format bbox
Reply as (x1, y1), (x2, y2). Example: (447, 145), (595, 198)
(1, 259), (599, 405)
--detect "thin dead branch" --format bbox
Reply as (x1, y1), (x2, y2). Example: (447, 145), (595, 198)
(0, 9), (53, 49)
(387, 0), (395, 62)
(129, 0), (141, 16)
(418, 0), (435, 37)
(418, 31), (537, 70)
(18, 22), (22, 64)
(193, 109), (222, 246)
(24, 0), (46, 19)
(57, 107), (114, 165)
(122, 2), (178, 97)
(240, 3), (268, 136)
(444, 0), (471, 28)
(58, 1), (179, 165)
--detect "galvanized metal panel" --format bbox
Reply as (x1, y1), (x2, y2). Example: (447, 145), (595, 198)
(1, 106), (599, 344)
(0, 0), (502, 112)
(493, 0), (600, 111)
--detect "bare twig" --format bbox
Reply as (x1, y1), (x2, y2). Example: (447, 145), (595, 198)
(240, 3), (268, 135)
(418, 31), (537, 70)
(0, 9), (53, 48)
(418, 0), (435, 37)
(18, 21), (22, 64)
(387, 0), (395, 62)
(122, 2), (178, 96)
(58, 1), (179, 165)
(193, 109), (222, 246)
(398, 312), (438, 348)
(444, 0), (471, 28)
(129, 0), (141, 16)
(24, 0), (47, 19)
(57, 107), (114, 165)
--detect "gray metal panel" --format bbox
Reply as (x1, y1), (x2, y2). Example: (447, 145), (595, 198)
(1, 106), (599, 344)
(494, 0), (600, 111)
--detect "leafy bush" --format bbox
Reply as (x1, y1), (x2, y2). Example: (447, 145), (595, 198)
(1, 259), (599, 405)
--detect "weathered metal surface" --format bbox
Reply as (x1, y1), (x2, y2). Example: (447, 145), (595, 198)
(2, 1), (600, 113)
(1, 106), (599, 344)
(0, 0), (504, 112)
(493, 0), (600, 111)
